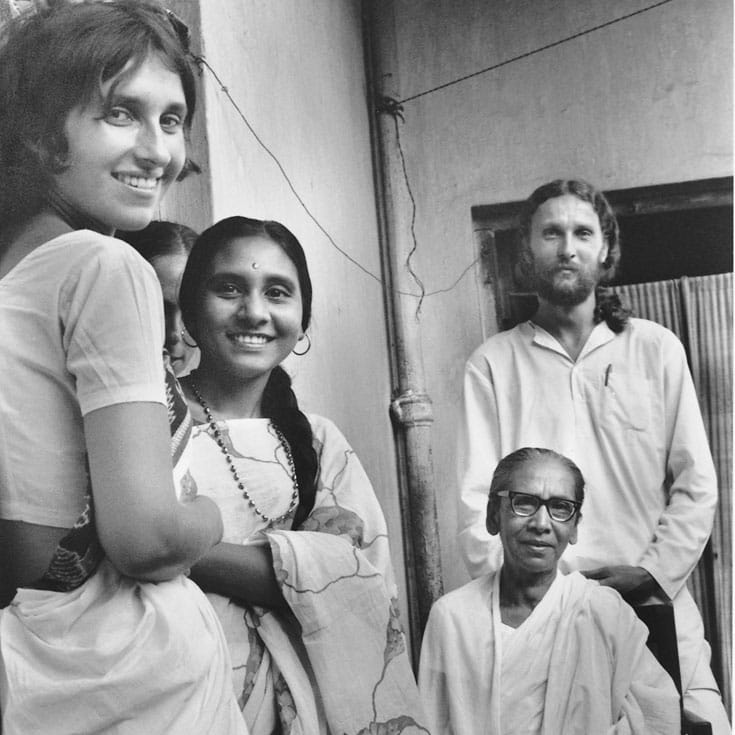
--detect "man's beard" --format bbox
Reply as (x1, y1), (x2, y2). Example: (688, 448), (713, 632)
(530, 261), (601, 307)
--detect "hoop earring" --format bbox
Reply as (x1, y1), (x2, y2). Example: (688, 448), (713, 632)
(292, 333), (311, 356)
(181, 329), (198, 348)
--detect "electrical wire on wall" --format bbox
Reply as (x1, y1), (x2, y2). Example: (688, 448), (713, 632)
(196, 56), (385, 288)
(194, 0), (679, 308)
(396, 0), (677, 105)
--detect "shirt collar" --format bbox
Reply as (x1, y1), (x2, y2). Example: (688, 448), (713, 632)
(524, 319), (616, 360)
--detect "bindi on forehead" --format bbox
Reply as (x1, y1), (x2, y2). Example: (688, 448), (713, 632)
(209, 239), (298, 287)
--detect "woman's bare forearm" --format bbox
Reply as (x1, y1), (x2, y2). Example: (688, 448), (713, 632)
(190, 542), (285, 608)
(124, 495), (224, 582)
(85, 402), (224, 581)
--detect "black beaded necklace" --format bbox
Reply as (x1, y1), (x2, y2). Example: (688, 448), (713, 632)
(189, 380), (299, 525)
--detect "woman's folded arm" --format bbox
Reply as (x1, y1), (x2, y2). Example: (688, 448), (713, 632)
(84, 401), (223, 582)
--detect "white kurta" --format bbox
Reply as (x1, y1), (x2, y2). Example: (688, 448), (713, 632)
(457, 319), (718, 694)
(418, 571), (680, 735)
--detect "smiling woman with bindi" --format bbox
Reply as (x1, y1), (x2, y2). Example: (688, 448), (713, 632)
(173, 215), (428, 732)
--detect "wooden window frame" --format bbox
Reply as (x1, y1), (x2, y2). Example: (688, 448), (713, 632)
(472, 176), (733, 333)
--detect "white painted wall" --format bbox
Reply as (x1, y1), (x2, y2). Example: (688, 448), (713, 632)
(374, 0), (733, 592)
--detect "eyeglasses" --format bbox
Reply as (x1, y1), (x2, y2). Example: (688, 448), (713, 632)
(496, 490), (580, 523)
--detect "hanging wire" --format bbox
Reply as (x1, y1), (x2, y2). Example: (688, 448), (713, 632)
(391, 107), (427, 315)
(424, 256), (483, 297)
(197, 56), (484, 304)
(193, 0), (677, 303)
(397, 0), (677, 104)
(194, 56), (385, 287)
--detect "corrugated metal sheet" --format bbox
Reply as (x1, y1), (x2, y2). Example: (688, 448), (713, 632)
(613, 273), (732, 708)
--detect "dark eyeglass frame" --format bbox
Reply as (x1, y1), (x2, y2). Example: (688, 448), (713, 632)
(496, 490), (580, 523)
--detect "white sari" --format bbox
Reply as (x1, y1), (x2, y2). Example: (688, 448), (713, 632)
(419, 570), (680, 735)
(0, 361), (246, 735)
(0, 559), (244, 734)
(188, 414), (429, 735)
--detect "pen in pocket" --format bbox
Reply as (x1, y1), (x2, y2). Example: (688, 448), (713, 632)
(604, 364), (612, 386)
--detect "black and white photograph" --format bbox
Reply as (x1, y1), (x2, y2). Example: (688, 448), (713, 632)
(0, 1), (731, 733)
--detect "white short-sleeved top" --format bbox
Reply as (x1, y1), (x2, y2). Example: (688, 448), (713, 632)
(0, 231), (167, 527)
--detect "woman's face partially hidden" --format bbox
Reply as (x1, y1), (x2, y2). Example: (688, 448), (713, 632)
(194, 235), (304, 384)
(150, 252), (197, 376)
(51, 54), (187, 232)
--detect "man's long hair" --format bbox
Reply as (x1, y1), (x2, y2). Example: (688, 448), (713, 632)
(518, 179), (631, 332)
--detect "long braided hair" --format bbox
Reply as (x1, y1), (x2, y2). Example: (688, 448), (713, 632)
(518, 179), (631, 333)
(179, 216), (318, 527)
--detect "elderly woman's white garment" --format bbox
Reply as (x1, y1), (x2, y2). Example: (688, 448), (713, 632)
(188, 414), (429, 735)
(418, 570), (680, 735)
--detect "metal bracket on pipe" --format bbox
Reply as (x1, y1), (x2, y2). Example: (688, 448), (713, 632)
(390, 390), (434, 427)
(375, 95), (405, 122)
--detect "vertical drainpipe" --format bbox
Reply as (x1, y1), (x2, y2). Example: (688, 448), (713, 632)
(362, 1), (443, 664)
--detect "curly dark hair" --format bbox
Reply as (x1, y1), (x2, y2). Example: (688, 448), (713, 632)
(0, 0), (197, 232)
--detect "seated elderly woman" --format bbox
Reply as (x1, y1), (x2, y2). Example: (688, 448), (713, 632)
(419, 447), (680, 734)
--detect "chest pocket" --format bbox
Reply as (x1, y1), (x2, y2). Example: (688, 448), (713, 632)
(583, 367), (653, 433)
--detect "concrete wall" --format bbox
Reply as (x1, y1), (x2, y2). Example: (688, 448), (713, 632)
(164, 0), (411, 631)
(374, 0), (733, 592)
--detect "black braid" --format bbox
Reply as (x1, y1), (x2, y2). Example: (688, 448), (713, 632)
(593, 286), (631, 333)
(261, 366), (318, 528)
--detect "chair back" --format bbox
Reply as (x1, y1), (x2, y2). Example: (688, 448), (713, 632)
(633, 602), (713, 735)
(633, 603), (683, 694)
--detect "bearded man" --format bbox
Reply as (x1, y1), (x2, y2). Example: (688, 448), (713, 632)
(456, 179), (729, 730)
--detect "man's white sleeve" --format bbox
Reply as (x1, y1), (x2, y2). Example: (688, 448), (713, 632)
(457, 358), (504, 578)
(638, 335), (717, 599)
